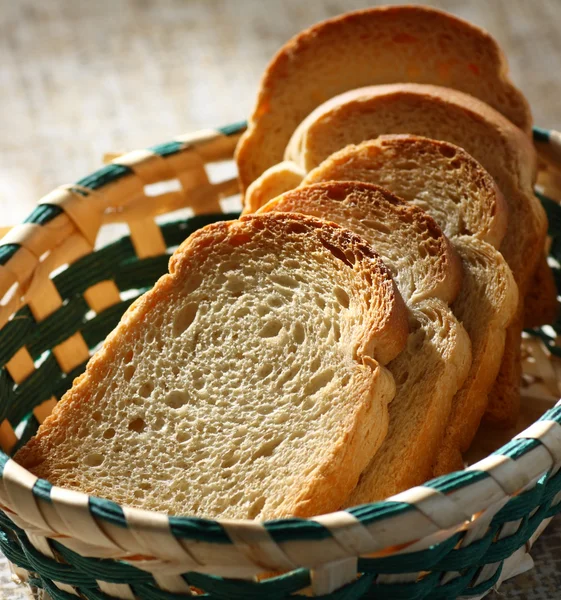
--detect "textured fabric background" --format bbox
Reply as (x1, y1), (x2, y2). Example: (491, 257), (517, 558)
(0, 1), (560, 598)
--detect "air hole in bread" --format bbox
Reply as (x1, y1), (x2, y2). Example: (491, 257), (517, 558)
(165, 391), (191, 409)
(319, 239), (353, 267)
(248, 497), (266, 519)
(176, 431), (189, 443)
(259, 318), (283, 338)
(103, 428), (115, 439)
(362, 219), (391, 234)
(128, 418), (146, 433)
(271, 274), (299, 289)
(123, 365), (136, 382)
(314, 295), (326, 310)
(92, 411), (102, 422)
(153, 416), (165, 431)
(266, 294), (284, 308)
(222, 451), (240, 469)
(257, 363), (273, 378)
(304, 368), (335, 395)
(293, 321), (305, 344)
(334, 286), (350, 309)
(439, 145), (457, 159)
(252, 437), (283, 461)
(257, 304), (271, 317)
(226, 275), (245, 295)
(139, 381), (154, 398)
(124, 350), (134, 364)
(173, 303), (199, 336)
(333, 322), (341, 342)
(84, 453), (104, 467)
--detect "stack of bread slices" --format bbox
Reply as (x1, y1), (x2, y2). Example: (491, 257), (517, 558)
(15, 6), (554, 520)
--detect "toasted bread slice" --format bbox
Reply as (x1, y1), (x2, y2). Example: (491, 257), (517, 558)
(282, 83), (545, 427)
(258, 181), (472, 500)
(16, 213), (409, 519)
(236, 5), (531, 193)
(300, 136), (518, 473)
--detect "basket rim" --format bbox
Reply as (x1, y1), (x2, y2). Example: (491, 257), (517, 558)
(0, 124), (560, 560)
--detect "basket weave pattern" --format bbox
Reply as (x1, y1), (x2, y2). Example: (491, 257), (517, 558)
(0, 125), (560, 599)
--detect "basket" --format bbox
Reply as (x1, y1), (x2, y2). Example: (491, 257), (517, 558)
(0, 123), (561, 600)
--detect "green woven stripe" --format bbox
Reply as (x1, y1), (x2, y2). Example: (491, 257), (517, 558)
(0, 243), (19, 266)
(433, 528), (494, 571)
(0, 369), (16, 423)
(533, 126), (551, 143)
(28, 297), (89, 359)
(10, 355), (61, 424)
(51, 359), (89, 400)
(161, 212), (238, 248)
(33, 479), (53, 503)
(168, 516), (230, 543)
(115, 254), (170, 291)
(81, 298), (137, 349)
(185, 569), (310, 599)
(265, 517), (332, 543)
(11, 415), (39, 455)
(24, 204), (64, 226)
(358, 532), (460, 574)
(78, 163), (132, 191)
(0, 307), (35, 365)
(53, 540), (154, 583)
(218, 121), (247, 136)
(428, 469), (488, 495)
(89, 496), (127, 528)
(150, 141), (184, 157)
(347, 501), (413, 526)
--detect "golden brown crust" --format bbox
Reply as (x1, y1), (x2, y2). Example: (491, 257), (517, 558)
(303, 135), (509, 250)
(16, 212), (409, 519)
(236, 5), (532, 191)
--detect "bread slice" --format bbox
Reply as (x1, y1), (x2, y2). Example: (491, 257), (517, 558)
(235, 4), (532, 193)
(300, 136), (518, 474)
(258, 181), (472, 500)
(283, 83), (546, 427)
(15, 213), (410, 520)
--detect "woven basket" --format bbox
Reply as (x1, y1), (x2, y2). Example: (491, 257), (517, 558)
(1, 124), (561, 600)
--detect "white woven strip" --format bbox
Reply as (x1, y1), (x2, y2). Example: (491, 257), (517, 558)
(497, 518), (523, 541)
(310, 557), (357, 596)
(96, 581), (135, 600)
(220, 519), (296, 572)
(1, 461), (48, 531)
(389, 486), (471, 530)
(461, 497), (510, 547)
(122, 506), (200, 566)
(471, 561), (501, 589)
(152, 573), (192, 595)
(0, 224), (47, 258)
(467, 454), (527, 496)
(52, 581), (80, 596)
(112, 149), (175, 185)
(49, 487), (122, 550)
(39, 186), (102, 246)
(26, 534), (55, 559)
(311, 511), (376, 555)
(514, 419), (561, 474)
